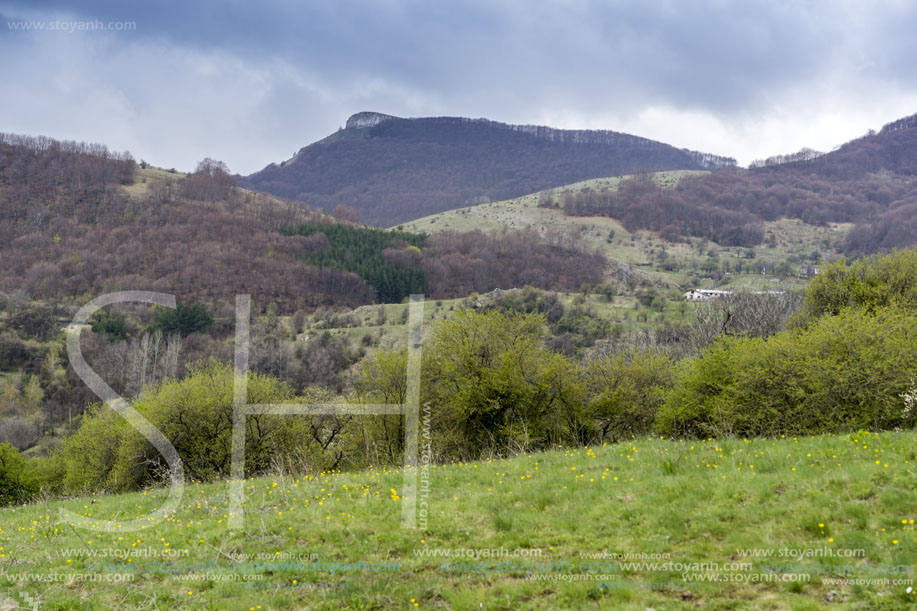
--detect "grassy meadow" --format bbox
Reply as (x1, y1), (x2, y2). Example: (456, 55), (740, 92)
(2, 431), (916, 609)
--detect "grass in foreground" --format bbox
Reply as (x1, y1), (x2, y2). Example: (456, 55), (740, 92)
(2, 431), (916, 609)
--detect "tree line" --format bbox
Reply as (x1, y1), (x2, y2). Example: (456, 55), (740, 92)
(281, 223), (607, 303)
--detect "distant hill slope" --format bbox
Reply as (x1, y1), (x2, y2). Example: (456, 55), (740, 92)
(402, 171), (850, 291)
(695, 115), (917, 253)
(0, 132), (376, 312)
(760, 112), (917, 178)
(242, 112), (736, 226)
(415, 112), (917, 256)
(0, 131), (608, 309)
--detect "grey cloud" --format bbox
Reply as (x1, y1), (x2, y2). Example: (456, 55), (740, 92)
(1, 0), (915, 171)
(0, 1), (871, 108)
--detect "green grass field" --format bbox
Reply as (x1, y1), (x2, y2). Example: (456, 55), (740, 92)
(3, 431), (916, 609)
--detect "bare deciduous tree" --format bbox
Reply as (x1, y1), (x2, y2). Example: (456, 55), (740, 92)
(690, 291), (802, 353)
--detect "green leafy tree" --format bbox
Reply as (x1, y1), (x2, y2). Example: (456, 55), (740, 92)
(148, 302), (213, 337)
(91, 310), (128, 341)
(55, 362), (318, 492)
(10, 305), (57, 341)
(354, 348), (409, 464)
(658, 307), (917, 438)
(423, 309), (586, 458)
(0, 442), (36, 505)
(586, 349), (676, 442)
(796, 248), (917, 324)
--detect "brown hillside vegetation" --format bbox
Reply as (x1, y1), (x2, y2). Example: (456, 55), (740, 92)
(558, 114), (917, 252)
(0, 132), (604, 311)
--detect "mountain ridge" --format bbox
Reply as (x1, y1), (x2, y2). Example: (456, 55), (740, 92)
(243, 112), (737, 226)
(332, 111), (737, 169)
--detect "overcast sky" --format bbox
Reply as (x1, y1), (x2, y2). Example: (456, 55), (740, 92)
(2, 0), (916, 174)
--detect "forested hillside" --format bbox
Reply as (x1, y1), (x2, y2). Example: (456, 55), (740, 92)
(280, 223), (605, 302)
(0, 132), (605, 310)
(555, 114), (917, 252)
(0, 133), (374, 311)
(242, 112), (736, 226)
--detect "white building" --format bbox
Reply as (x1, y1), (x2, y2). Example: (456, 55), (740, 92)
(683, 289), (733, 302)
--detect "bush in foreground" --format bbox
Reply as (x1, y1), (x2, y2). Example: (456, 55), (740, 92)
(422, 309), (587, 459)
(0, 442), (35, 505)
(49, 361), (358, 495)
(658, 307), (917, 438)
(796, 248), (917, 323)
(585, 348), (675, 442)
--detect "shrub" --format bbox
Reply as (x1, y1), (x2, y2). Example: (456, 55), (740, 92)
(635, 288), (658, 307)
(423, 309), (586, 459)
(0, 442), (36, 505)
(54, 361), (356, 493)
(55, 405), (127, 493)
(658, 307), (917, 438)
(354, 348), (410, 464)
(796, 248), (917, 323)
(586, 349), (676, 442)
(9, 304), (57, 341)
(113, 361), (295, 489)
(484, 288), (609, 356)
(0, 331), (46, 373)
(91, 310), (128, 341)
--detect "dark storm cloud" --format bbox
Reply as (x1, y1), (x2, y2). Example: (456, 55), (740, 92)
(1, 0), (841, 110)
(2, 0), (916, 171)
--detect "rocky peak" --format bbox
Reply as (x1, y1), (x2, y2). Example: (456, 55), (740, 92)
(345, 111), (399, 129)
